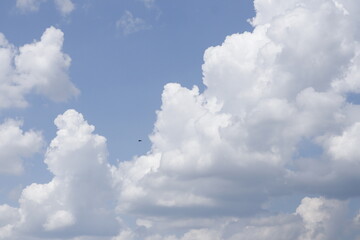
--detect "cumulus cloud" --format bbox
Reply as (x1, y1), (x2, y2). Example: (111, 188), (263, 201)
(5, 0), (360, 239)
(296, 197), (348, 240)
(116, 11), (151, 35)
(0, 119), (43, 175)
(324, 122), (360, 162)
(16, 0), (75, 15)
(112, 0), (360, 217)
(0, 26), (79, 109)
(12, 110), (118, 238)
(109, 0), (360, 237)
(0, 205), (19, 238)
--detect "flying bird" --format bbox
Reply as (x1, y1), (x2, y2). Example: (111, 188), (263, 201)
(138, 139), (142, 142)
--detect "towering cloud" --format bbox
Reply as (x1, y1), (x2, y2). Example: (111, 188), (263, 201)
(9, 110), (117, 239)
(3, 0), (360, 239)
(111, 0), (360, 238)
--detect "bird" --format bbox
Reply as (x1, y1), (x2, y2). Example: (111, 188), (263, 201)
(138, 139), (142, 142)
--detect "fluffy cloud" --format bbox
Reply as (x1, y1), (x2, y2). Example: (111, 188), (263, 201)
(6, 110), (118, 239)
(110, 0), (360, 237)
(4, 0), (360, 239)
(0, 205), (19, 239)
(324, 122), (360, 162)
(16, 0), (75, 15)
(0, 26), (79, 109)
(0, 119), (43, 175)
(0, 110), (119, 239)
(116, 11), (151, 35)
(296, 197), (348, 240)
(0, 110), (121, 239)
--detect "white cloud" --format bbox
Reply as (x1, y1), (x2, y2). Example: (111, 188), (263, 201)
(4, 0), (360, 239)
(230, 197), (350, 240)
(324, 122), (360, 162)
(16, 0), (75, 15)
(13, 110), (118, 238)
(16, 0), (46, 12)
(0, 205), (19, 239)
(0, 26), (79, 109)
(116, 11), (151, 35)
(0, 119), (43, 175)
(0, 205), (19, 228)
(54, 0), (75, 16)
(43, 210), (75, 231)
(16, 26), (79, 101)
(110, 0), (360, 237)
(295, 197), (348, 240)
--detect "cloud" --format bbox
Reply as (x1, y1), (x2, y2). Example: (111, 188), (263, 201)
(109, 0), (360, 237)
(0, 119), (43, 175)
(12, 110), (118, 238)
(4, 0), (360, 239)
(15, 0), (75, 15)
(116, 11), (151, 35)
(0, 205), (19, 239)
(16, 0), (46, 12)
(112, 197), (358, 240)
(296, 197), (348, 240)
(0, 26), (79, 109)
(112, 0), (360, 217)
(54, 0), (75, 16)
(324, 122), (360, 162)
(141, 0), (156, 9)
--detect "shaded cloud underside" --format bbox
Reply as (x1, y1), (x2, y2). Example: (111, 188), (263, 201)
(2, 0), (360, 239)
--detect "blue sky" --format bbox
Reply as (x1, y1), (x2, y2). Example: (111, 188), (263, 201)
(1, 0), (360, 239)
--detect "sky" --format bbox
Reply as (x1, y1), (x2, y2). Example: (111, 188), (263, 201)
(1, 0), (360, 239)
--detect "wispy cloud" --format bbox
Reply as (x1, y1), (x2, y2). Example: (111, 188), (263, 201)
(54, 0), (75, 16)
(141, 0), (155, 9)
(16, 0), (46, 12)
(116, 11), (151, 35)
(15, 0), (75, 15)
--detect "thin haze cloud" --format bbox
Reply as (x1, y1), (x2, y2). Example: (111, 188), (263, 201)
(141, 0), (156, 9)
(16, 0), (74, 15)
(116, 10), (151, 35)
